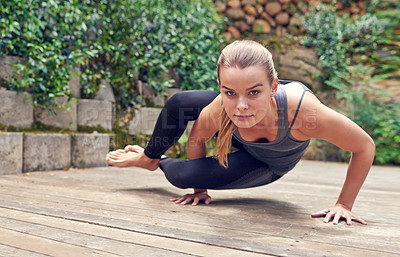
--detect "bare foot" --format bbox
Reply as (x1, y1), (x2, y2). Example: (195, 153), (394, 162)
(106, 145), (160, 171)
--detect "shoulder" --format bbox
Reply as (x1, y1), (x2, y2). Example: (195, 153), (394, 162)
(284, 82), (354, 141)
(282, 81), (336, 139)
(281, 81), (319, 121)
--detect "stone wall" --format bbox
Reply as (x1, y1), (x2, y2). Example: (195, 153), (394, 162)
(0, 57), (114, 174)
(271, 47), (321, 90)
(0, 88), (113, 131)
(0, 57), (114, 131)
(215, 0), (368, 39)
(0, 132), (111, 174)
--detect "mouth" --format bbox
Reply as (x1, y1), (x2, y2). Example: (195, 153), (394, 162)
(234, 114), (254, 120)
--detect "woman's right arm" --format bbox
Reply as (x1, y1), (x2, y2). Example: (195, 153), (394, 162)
(187, 94), (221, 160)
(170, 94), (221, 206)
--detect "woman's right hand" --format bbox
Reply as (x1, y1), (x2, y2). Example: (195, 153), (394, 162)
(170, 190), (212, 206)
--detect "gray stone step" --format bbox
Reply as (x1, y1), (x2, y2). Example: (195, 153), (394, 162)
(0, 132), (23, 175)
(72, 133), (110, 168)
(0, 90), (33, 129)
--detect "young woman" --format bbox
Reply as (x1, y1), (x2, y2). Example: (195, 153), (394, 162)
(106, 40), (375, 225)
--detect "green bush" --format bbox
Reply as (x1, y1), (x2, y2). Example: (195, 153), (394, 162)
(373, 2), (400, 75)
(0, 1), (91, 110)
(303, 4), (386, 80)
(0, 0), (225, 109)
(98, 0), (225, 107)
(303, 3), (400, 165)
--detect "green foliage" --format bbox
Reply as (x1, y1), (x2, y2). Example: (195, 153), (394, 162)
(372, 103), (400, 165)
(324, 63), (400, 165)
(303, 4), (386, 80)
(1, 0), (225, 110)
(325, 65), (379, 129)
(373, 5), (400, 75)
(0, 0), (93, 109)
(100, 0), (225, 105)
(303, 3), (399, 165)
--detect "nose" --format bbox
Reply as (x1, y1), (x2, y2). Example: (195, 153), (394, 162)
(236, 96), (248, 111)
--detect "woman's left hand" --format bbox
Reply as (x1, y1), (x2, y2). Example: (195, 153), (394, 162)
(311, 203), (367, 225)
(170, 191), (212, 206)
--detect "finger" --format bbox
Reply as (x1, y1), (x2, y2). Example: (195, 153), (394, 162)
(192, 197), (200, 206)
(346, 216), (352, 226)
(171, 196), (184, 204)
(332, 213), (341, 225)
(323, 211), (335, 223)
(176, 197), (187, 204)
(181, 198), (192, 205)
(352, 215), (367, 225)
(311, 209), (329, 218)
(205, 196), (212, 205)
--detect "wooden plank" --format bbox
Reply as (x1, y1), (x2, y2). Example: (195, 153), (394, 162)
(2, 162), (398, 204)
(1, 170), (398, 213)
(0, 207), (272, 257)
(1, 177), (399, 224)
(0, 227), (119, 257)
(0, 243), (50, 257)
(1, 161), (399, 257)
(1, 171), (399, 243)
(0, 195), (398, 257)
(0, 200), (327, 257)
(4, 160), (398, 192)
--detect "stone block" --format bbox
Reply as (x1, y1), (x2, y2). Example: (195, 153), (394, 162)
(34, 96), (78, 130)
(23, 134), (71, 172)
(129, 107), (162, 135)
(0, 56), (27, 87)
(69, 65), (81, 98)
(95, 79), (115, 103)
(77, 99), (113, 131)
(94, 80), (116, 128)
(278, 66), (309, 83)
(164, 88), (182, 101)
(72, 133), (110, 168)
(142, 84), (165, 107)
(0, 132), (23, 174)
(0, 90), (33, 129)
(279, 56), (302, 68)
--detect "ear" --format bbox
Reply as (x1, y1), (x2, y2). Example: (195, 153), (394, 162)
(271, 78), (278, 97)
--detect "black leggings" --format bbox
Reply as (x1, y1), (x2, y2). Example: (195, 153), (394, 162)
(144, 91), (281, 190)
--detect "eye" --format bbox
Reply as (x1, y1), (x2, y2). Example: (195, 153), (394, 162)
(249, 90), (259, 96)
(225, 91), (235, 96)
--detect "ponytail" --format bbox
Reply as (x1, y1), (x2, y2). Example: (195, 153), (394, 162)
(216, 107), (237, 168)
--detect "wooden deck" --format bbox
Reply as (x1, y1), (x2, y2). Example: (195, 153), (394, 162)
(0, 160), (399, 257)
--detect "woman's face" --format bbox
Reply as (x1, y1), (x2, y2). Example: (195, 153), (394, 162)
(219, 65), (277, 129)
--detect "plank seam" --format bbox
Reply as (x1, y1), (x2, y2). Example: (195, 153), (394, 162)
(0, 242), (52, 257)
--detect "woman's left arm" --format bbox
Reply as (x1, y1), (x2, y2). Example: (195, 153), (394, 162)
(298, 93), (375, 225)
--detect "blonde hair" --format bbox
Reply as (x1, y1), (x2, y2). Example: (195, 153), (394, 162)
(216, 40), (277, 168)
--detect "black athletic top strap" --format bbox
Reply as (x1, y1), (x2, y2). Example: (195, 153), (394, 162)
(289, 89), (307, 130)
(288, 84), (313, 131)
